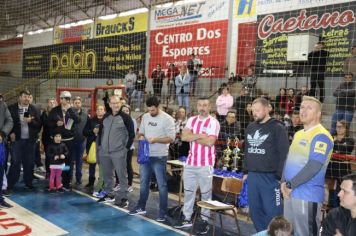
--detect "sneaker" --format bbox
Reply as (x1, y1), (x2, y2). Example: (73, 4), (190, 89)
(25, 185), (35, 190)
(156, 216), (166, 222)
(85, 182), (94, 188)
(196, 220), (210, 235)
(127, 186), (134, 192)
(113, 184), (120, 192)
(36, 166), (46, 173)
(96, 190), (107, 199)
(97, 195), (115, 203)
(0, 201), (13, 209)
(135, 108), (140, 112)
(128, 207), (146, 215)
(92, 191), (101, 198)
(62, 186), (71, 192)
(2, 190), (10, 197)
(57, 188), (65, 193)
(115, 198), (129, 208)
(48, 189), (56, 194)
(174, 218), (193, 228)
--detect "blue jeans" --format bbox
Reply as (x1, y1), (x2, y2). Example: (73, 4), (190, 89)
(132, 90), (143, 110)
(8, 139), (36, 188)
(330, 109), (354, 135)
(73, 140), (85, 183)
(138, 156), (168, 217)
(126, 87), (135, 105)
(177, 94), (190, 113)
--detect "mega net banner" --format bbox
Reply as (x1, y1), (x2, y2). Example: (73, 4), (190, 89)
(256, 1), (356, 75)
(150, 0), (229, 29)
(23, 32), (146, 79)
(94, 12), (147, 38)
(148, 20), (228, 78)
(54, 24), (93, 44)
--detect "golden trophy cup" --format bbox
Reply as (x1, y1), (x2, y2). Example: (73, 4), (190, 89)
(232, 137), (241, 171)
(222, 138), (232, 170)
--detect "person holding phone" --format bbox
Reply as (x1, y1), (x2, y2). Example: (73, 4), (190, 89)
(7, 90), (41, 191)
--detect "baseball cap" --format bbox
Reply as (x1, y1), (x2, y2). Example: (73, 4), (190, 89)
(60, 91), (72, 99)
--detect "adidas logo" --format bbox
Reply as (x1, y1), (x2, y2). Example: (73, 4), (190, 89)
(247, 130), (269, 155)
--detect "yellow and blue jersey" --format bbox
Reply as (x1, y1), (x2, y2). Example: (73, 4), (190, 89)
(284, 124), (333, 203)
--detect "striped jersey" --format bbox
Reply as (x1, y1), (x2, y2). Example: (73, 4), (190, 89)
(185, 115), (220, 166)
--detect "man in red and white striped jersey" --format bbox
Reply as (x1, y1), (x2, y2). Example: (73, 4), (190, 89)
(174, 97), (220, 234)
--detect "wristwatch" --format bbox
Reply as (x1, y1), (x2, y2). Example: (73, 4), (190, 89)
(286, 181), (292, 189)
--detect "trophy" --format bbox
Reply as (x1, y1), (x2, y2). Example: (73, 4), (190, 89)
(232, 137), (241, 172)
(222, 138), (232, 170)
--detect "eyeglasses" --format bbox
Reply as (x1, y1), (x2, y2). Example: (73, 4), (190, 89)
(336, 125), (345, 128)
(60, 97), (70, 100)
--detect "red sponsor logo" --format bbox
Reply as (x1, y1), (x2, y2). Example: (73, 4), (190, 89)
(258, 9), (355, 39)
(0, 210), (32, 236)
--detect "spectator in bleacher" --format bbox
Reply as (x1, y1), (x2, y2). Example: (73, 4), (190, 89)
(7, 90), (41, 190)
(244, 98), (289, 232)
(83, 105), (105, 189)
(175, 65), (191, 114)
(166, 63), (179, 104)
(235, 87), (254, 124)
(72, 96), (88, 186)
(219, 111), (241, 140)
(285, 88), (296, 116)
(281, 96), (333, 236)
(175, 97), (220, 234)
(242, 66), (258, 97)
(132, 69), (147, 112)
(129, 96), (175, 222)
(48, 91), (80, 191)
(121, 105), (136, 192)
(97, 95), (134, 207)
(295, 85), (310, 109)
(275, 88), (287, 115)
(125, 67), (137, 106)
(40, 97), (57, 177)
(152, 64), (165, 98)
(320, 173), (356, 236)
(326, 120), (354, 208)
(286, 111), (303, 143)
(343, 45), (356, 75)
(29, 94), (45, 174)
(216, 83), (234, 122)
(171, 107), (189, 160)
(187, 54), (202, 97)
(308, 42), (329, 103)
(240, 103), (254, 139)
(0, 96), (13, 208)
(330, 72), (355, 135)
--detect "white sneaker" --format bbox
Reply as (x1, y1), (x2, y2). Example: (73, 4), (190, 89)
(135, 108), (140, 112)
(113, 184), (120, 192)
(128, 186), (134, 192)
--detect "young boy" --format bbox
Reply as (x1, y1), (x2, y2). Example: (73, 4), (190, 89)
(47, 130), (69, 193)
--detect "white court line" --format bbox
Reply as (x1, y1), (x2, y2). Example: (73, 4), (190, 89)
(33, 173), (188, 236)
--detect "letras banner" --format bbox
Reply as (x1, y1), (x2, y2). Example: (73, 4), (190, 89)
(148, 20), (228, 78)
(22, 32), (146, 79)
(256, 2), (356, 75)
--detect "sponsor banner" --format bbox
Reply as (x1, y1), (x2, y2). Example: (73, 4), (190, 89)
(94, 12), (147, 38)
(256, 2), (356, 75)
(23, 32), (146, 79)
(1, 199), (67, 236)
(149, 20), (228, 78)
(256, 0), (352, 15)
(234, 0), (256, 18)
(150, 0), (229, 29)
(54, 24), (93, 44)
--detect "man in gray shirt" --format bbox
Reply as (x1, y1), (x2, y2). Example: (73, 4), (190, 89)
(129, 96), (175, 222)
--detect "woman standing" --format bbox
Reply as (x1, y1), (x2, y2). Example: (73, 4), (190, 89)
(216, 83), (234, 122)
(326, 120), (355, 207)
(175, 65), (191, 114)
(132, 69), (147, 112)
